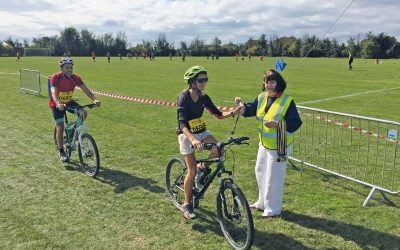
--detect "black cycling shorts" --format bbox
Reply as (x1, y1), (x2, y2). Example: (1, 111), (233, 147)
(51, 101), (82, 125)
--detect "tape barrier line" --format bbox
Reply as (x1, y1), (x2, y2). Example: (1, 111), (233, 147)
(81, 87), (398, 143)
(299, 111), (399, 144)
(90, 89), (235, 111)
(87, 89), (397, 142)
(12, 71), (399, 144)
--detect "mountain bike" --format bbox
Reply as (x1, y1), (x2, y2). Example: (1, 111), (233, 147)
(53, 103), (100, 177)
(166, 136), (254, 250)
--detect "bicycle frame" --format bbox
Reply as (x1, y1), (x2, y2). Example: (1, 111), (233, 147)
(193, 151), (234, 199)
(63, 108), (92, 154)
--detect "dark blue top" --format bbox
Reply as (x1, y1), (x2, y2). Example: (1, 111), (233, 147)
(243, 94), (302, 133)
(177, 90), (223, 134)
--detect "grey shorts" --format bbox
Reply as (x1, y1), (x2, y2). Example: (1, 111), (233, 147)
(178, 130), (212, 155)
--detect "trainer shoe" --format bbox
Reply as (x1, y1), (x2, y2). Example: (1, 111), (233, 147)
(59, 149), (68, 162)
(180, 204), (196, 220)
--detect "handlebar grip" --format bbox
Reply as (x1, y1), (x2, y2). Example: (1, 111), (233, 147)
(203, 143), (214, 150)
(189, 143), (214, 150)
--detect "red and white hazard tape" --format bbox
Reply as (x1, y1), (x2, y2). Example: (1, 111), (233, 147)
(299, 111), (399, 144)
(86, 89), (397, 144)
(90, 89), (234, 111)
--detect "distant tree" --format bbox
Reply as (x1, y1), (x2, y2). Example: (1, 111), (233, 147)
(60, 27), (81, 55)
(115, 31), (128, 55)
(221, 41), (239, 56)
(257, 34), (267, 55)
(286, 39), (301, 57)
(23, 39), (30, 48)
(4, 37), (15, 47)
(154, 33), (170, 56)
(211, 36), (222, 54)
(361, 39), (380, 58)
(190, 37), (206, 56)
(80, 29), (96, 55)
(2, 26), (400, 58)
(374, 32), (397, 58)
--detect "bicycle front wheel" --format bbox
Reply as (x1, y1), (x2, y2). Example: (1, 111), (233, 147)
(216, 180), (254, 250)
(78, 133), (100, 177)
(165, 157), (187, 209)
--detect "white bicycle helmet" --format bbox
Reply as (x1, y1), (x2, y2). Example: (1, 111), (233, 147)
(59, 57), (74, 67)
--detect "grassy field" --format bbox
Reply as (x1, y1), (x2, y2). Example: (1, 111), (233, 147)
(0, 56), (399, 249)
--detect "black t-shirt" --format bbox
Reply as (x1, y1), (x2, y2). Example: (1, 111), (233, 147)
(177, 90), (223, 134)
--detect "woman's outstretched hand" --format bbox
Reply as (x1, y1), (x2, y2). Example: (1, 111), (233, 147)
(234, 97), (245, 115)
(234, 97), (242, 105)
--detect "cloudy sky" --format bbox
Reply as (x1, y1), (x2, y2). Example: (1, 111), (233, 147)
(0, 0), (399, 45)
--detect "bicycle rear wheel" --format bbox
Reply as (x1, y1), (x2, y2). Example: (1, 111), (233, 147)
(216, 180), (254, 250)
(165, 157), (187, 209)
(53, 127), (71, 161)
(78, 133), (100, 177)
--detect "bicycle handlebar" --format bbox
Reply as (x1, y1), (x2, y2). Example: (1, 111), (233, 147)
(190, 136), (250, 150)
(65, 103), (98, 113)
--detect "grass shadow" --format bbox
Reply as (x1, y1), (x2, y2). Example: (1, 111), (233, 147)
(95, 167), (165, 194)
(63, 161), (165, 194)
(192, 207), (314, 250)
(282, 210), (400, 249)
(63, 159), (83, 172)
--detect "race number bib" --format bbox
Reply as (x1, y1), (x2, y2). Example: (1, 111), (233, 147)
(58, 91), (73, 103)
(189, 117), (207, 133)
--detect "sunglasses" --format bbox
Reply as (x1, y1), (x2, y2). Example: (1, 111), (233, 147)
(196, 78), (208, 84)
(263, 80), (277, 84)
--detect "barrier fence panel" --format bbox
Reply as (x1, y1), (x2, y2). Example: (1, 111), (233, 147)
(19, 68), (41, 96)
(289, 105), (400, 206)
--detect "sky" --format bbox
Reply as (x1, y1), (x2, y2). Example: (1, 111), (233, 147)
(0, 0), (399, 45)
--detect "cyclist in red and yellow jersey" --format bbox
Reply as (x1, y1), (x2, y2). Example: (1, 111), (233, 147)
(49, 57), (101, 161)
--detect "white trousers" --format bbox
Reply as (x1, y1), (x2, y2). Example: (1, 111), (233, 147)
(253, 143), (292, 216)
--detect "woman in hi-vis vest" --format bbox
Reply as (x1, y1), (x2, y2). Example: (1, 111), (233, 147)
(235, 69), (302, 217)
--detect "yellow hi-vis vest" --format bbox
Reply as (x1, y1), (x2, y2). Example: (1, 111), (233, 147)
(256, 91), (294, 149)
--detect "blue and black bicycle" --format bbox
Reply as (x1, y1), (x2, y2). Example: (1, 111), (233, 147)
(53, 104), (100, 177)
(166, 136), (254, 250)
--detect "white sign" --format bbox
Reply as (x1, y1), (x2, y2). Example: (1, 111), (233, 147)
(387, 129), (398, 140)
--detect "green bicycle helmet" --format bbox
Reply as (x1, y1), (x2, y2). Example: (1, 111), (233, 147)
(183, 66), (207, 83)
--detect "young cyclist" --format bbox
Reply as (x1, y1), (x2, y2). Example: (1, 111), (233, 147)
(49, 57), (101, 162)
(176, 66), (241, 219)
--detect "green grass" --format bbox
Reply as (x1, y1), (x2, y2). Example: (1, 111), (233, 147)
(0, 56), (399, 249)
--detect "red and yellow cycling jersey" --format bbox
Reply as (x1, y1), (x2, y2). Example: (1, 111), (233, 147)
(48, 72), (83, 108)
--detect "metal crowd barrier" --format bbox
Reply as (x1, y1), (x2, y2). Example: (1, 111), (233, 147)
(289, 105), (399, 206)
(19, 68), (41, 96)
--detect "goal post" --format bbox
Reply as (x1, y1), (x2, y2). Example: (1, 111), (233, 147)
(23, 48), (51, 56)
(19, 68), (41, 96)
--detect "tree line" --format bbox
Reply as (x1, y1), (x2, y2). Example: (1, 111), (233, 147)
(1, 27), (399, 59)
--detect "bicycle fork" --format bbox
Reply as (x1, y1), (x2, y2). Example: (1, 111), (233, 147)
(78, 133), (93, 157)
(218, 174), (237, 220)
